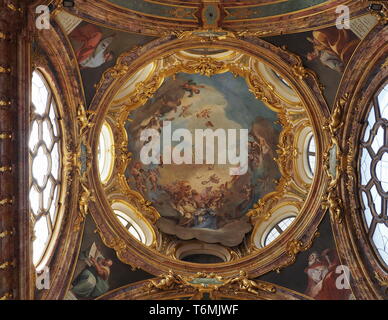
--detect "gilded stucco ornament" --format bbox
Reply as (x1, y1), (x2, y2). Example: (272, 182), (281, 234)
(145, 270), (275, 299)
(321, 93), (350, 224)
(375, 272), (388, 294)
(74, 183), (96, 232)
(275, 231), (320, 273)
(368, 1), (388, 25)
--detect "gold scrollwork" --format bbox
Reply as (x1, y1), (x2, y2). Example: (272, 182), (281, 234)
(122, 76), (163, 109)
(0, 32), (8, 40)
(0, 292), (12, 300)
(237, 29), (274, 37)
(77, 103), (95, 136)
(0, 166), (12, 173)
(275, 231), (320, 273)
(0, 132), (12, 140)
(0, 66), (11, 73)
(368, 1), (388, 25)
(0, 198), (13, 206)
(0, 229), (14, 239)
(325, 93), (348, 137)
(322, 185), (343, 224)
(145, 269), (276, 298)
(183, 57), (225, 77)
(291, 64), (309, 80)
(74, 183), (95, 232)
(375, 271), (388, 294)
(0, 100), (11, 106)
(0, 260), (15, 270)
(7, 3), (23, 12)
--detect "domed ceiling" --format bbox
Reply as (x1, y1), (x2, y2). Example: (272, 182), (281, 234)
(103, 0), (330, 21)
(67, 0), (366, 36)
(31, 0), (383, 301)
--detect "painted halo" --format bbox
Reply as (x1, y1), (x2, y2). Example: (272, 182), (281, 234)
(86, 32), (330, 277)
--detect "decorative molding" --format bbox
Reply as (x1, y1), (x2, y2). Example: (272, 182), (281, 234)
(0, 260), (16, 270)
(275, 231), (320, 273)
(0, 229), (14, 239)
(0, 100), (11, 106)
(375, 272), (388, 294)
(0, 66), (11, 73)
(0, 132), (12, 140)
(145, 270), (276, 299)
(0, 198), (13, 206)
(0, 292), (13, 300)
(6, 2), (23, 13)
(0, 166), (12, 173)
(73, 183), (95, 232)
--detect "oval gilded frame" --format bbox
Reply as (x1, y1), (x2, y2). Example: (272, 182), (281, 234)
(85, 33), (330, 277)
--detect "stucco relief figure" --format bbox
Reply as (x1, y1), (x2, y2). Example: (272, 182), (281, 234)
(307, 28), (359, 73)
(304, 249), (352, 300)
(70, 243), (113, 299)
(70, 23), (115, 69)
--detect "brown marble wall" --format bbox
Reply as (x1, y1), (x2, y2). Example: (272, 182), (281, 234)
(0, 0), (26, 300)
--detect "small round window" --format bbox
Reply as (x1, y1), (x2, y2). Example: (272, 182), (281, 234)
(306, 134), (316, 175)
(30, 70), (63, 270)
(359, 82), (388, 267)
(98, 122), (115, 184)
(263, 216), (296, 247)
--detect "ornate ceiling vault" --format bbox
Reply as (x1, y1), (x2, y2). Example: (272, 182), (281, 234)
(77, 30), (330, 277)
(1, 0), (387, 301)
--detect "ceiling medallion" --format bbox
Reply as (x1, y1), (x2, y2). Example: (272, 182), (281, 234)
(86, 31), (330, 277)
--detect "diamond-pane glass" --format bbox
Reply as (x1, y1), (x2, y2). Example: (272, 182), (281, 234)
(359, 85), (388, 267)
(30, 71), (62, 269)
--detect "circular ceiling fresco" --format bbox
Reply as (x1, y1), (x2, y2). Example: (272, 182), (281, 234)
(87, 34), (330, 276)
(124, 71), (281, 246)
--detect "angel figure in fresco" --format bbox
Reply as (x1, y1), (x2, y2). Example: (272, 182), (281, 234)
(70, 23), (115, 69)
(130, 162), (147, 195)
(304, 249), (352, 300)
(179, 104), (193, 118)
(147, 168), (160, 192)
(71, 244), (113, 299)
(306, 28), (359, 73)
(181, 80), (205, 97)
(196, 108), (212, 119)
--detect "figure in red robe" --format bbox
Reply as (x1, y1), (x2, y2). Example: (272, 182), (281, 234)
(307, 28), (359, 73)
(70, 24), (114, 69)
(304, 249), (352, 300)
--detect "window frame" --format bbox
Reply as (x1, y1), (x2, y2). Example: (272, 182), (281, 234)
(359, 81), (388, 270)
(30, 69), (65, 271)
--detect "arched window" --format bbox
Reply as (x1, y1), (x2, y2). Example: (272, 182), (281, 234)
(272, 70), (292, 89)
(263, 216), (296, 246)
(115, 213), (142, 242)
(306, 134), (316, 175)
(359, 82), (388, 267)
(30, 70), (63, 270)
(97, 121), (115, 184)
(111, 201), (155, 246)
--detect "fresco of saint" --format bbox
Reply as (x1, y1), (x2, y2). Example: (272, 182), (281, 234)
(307, 28), (360, 73)
(304, 249), (352, 300)
(69, 23), (115, 69)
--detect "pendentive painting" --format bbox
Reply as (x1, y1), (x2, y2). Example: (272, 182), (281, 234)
(124, 72), (282, 246)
